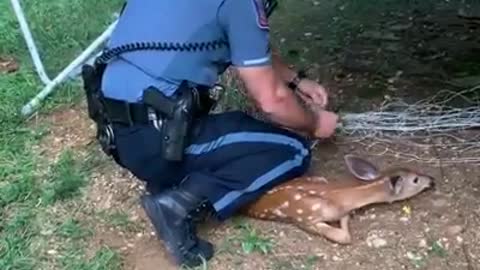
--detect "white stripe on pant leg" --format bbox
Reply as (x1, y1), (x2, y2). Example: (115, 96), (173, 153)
(183, 131), (310, 212)
(212, 152), (308, 211)
(184, 131), (309, 156)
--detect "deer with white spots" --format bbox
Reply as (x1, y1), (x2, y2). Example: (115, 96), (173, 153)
(240, 154), (435, 244)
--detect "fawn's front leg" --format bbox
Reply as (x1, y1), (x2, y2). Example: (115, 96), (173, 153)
(276, 194), (352, 245)
(295, 214), (352, 244)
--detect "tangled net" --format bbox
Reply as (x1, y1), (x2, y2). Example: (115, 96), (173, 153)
(331, 85), (480, 165)
(337, 85), (480, 137)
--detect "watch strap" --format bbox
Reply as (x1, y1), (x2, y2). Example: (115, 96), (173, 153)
(287, 70), (307, 90)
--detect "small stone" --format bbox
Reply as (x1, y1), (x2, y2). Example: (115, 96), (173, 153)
(332, 255), (341, 261)
(406, 252), (414, 259)
(47, 249), (58, 255)
(372, 238), (387, 248)
(456, 236), (463, 243)
(367, 234), (387, 248)
(127, 243), (134, 248)
(316, 252), (327, 260)
(446, 225), (463, 236)
(279, 231), (285, 237)
(399, 217), (409, 223)
(304, 32), (312, 37)
(370, 214), (377, 219)
(406, 251), (422, 261)
(136, 233), (143, 238)
(419, 239), (428, 248)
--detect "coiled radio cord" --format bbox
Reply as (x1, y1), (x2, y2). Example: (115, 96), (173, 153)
(94, 40), (228, 65)
(95, 0), (278, 65)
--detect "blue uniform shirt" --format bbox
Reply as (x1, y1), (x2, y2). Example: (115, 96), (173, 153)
(101, 0), (273, 102)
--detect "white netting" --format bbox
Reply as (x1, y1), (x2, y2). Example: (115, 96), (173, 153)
(337, 85), (480, 137)
(329, 84), (480, 165)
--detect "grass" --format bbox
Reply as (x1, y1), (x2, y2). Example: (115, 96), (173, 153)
(0, 0), (124, 269)
(233, 220), (274, 255)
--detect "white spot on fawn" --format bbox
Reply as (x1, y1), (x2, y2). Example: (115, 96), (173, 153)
(307, 216), (313, 221)
(267, 189), (277, 194)
(312, 203), (321, 211)
(294, 194), (302, 200)
(273, 209), (286, 218)
(308, 190), (317, 195)
(297, 217), (303, 222)
(281, 201), (290, 208)
(297, 209), (304, 214)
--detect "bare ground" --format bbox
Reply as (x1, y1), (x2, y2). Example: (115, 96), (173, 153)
(31, 99), (480, 270)
(30, 3), (480, 269)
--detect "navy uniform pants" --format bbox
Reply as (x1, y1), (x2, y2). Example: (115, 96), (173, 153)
(112, 110), (312, 220)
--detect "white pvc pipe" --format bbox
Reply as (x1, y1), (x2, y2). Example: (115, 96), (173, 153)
(10, 0), (51, 85)
(21, 19), (118, 116)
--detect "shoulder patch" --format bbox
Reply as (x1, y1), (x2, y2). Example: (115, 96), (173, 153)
(252, 0), (269, 30)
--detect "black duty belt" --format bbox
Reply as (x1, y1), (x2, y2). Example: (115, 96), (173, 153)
(102, 97), (151, 126)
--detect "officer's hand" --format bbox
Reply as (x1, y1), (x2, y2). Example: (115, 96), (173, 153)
(313, 109), (338, 138)
(297, 79), (329, 108)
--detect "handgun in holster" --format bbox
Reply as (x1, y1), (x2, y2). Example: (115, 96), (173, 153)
(81, 63), (116, 157)
(142, 81), (202, 162)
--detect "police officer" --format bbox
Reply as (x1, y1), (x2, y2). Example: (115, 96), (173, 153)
(84, 0), (339, 267)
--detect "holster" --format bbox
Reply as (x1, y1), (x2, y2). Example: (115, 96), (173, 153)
(81, 63), (117, 159)
(142, 81), (212, 162)
(80, 61), (222, 163)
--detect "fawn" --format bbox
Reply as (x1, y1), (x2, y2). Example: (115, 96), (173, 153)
(240, 154), (435, 244)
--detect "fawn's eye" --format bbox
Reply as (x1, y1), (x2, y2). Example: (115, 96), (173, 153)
(413, 177), (419, 184)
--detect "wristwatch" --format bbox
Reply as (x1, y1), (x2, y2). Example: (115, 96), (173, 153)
(287, 70), (307, 91)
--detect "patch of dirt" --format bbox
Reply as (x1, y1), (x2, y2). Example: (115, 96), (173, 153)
(34, 99), (480, 270)
(0, 55), (19, 73)
(32, 103), (96, 161)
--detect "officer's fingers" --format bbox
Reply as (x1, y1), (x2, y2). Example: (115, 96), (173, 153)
(297, 90), (314, 106)
(308, 92), (326, 108)
(315, 93), (327, 108)
(317, 87), (329, 108)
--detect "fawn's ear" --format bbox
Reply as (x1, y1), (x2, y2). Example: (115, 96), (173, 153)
(388, 175), (404, 195)
(344, 154), (380, 181)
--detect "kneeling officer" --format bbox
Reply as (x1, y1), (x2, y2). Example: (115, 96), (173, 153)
(81, 0), (339, 267)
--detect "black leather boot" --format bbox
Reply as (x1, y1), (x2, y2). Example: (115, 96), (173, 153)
(140, 188), (214, 268)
